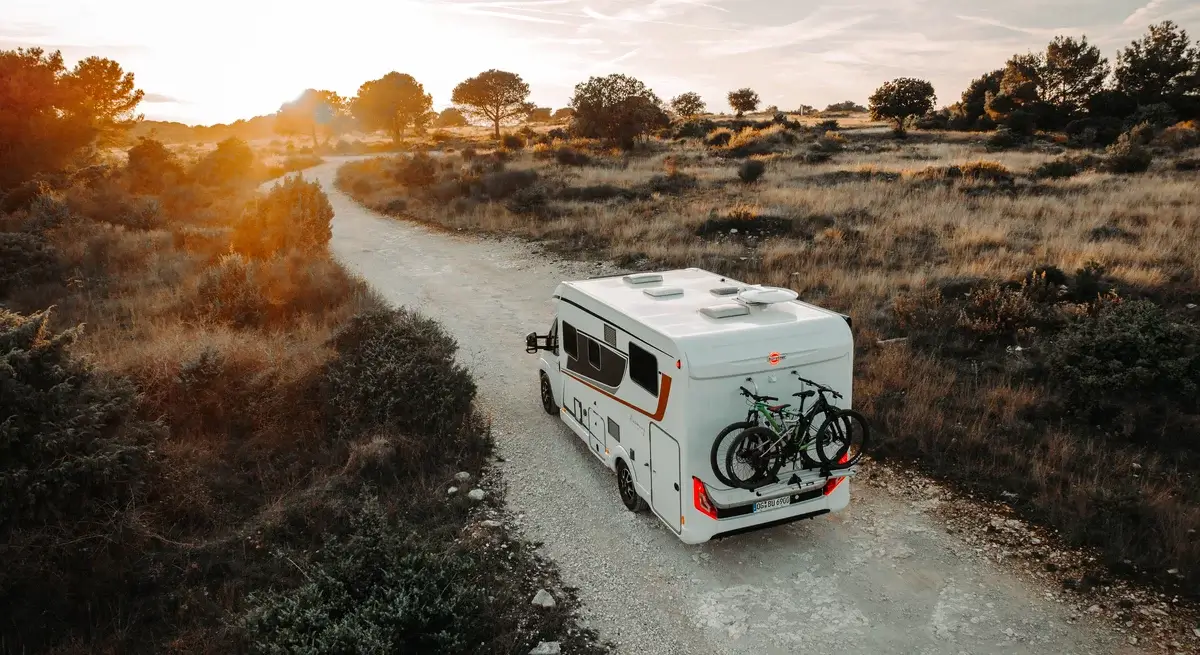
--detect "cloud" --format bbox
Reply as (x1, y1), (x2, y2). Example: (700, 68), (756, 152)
(142, 92), (182, 103)
(697, 11), (875, 56)
(1124, 0), (1168, 26)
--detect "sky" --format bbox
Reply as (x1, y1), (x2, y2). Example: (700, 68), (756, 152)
(3, 0), (1199, 125)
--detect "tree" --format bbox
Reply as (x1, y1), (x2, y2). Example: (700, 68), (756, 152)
(451, 69), (533, 139)
(552, 108), (575, 122)
(0, 48), (144, 190)
(670, 92), (706, 118)
(951, 69), (1003, 129)
(351, 72), (433, 146)
(65, 56), (144, 146)
(433, 107), (468, 128)
(727, 88), (760, 117)
(1042, 36), (1109, 118)
(868, 78), (936, 127)
(569, 74), (669, 147)
(125, 136), (185, 193)
(527, 107), (552, 123)
(191, 137), (256, 187)
(276, 89), (346, 150)
(825, 101), (867, 112)
(1115, 21), (1200, 114)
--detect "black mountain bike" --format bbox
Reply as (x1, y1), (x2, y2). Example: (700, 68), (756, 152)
(709, 384), (799, 487)
(724, 373), (869, 490)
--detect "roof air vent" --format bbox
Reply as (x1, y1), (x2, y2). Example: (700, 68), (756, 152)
(737, 286), (799, 305)
(709, 286), (741, 297)
(623, 273), (663, 285)
(700, 303), (751, 319)
(643, 286), (684, 299)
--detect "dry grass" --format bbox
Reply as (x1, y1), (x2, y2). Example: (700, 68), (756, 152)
(338, 121), (1200, 596)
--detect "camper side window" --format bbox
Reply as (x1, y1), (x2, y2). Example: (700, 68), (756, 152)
(562, 322), (578, 359)
(628, 342), (659, 396)
(587, 338), (602, 369)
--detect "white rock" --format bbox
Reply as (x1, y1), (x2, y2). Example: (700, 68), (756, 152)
(468, 488), (486, 501)
(530, 641), (561, 655)
(481, 520), (502, 528)
(447, 487), (458, 495)
(1087, 604), (1102, 613)
(455, 471), (472, 482)
(1128, 636), (1138, 645)
(1187, 303), (1197, 310)
(532, 589), (556, 608)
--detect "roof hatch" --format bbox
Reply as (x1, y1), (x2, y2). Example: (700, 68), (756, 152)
(699, 303), (751, 319)
(643, 286), (684, 298)
(623, 273), (663, 285)
(709, 286), (742, 296)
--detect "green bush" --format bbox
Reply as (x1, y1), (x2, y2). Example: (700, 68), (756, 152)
(0, 232), (62, 297)
(232, 175), (333, 258)
(392, 152), (439, 188)
(554, 146), (590, 166)
(323, 308), (480, 452)
(500, 134), (526, 150)
(738, 159), (766, 183)
(985, 127), (1023, 150)
(1033, 154), (1103, 179)
(0, 309), (156, 651)
(1047, 299), (1200, 439)
(240, 494), (494, 654)
(1102, 134), (1153, 174)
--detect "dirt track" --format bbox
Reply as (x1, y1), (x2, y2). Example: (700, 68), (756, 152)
(309, 158), (1145, 655)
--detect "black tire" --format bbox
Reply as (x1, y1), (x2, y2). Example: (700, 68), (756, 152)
(710, 421), (753, 487)
(539, 372), (557, 416)
(724, 426), (783, 490)
(616, 460), (647, 512)
(815, 409), (870, 468)
(796, 408), (840, 469)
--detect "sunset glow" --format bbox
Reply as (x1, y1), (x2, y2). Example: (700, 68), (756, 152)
(4, 0), (1198, 125)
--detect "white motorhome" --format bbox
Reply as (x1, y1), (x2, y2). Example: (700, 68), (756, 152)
(525, 268), (858, 544)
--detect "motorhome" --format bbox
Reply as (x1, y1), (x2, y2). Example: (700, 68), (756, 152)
(525, 268), (859, 543)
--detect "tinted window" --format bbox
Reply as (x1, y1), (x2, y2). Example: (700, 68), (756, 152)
(629, 342), (659, 396)
(562, 322), (578, 358)
(607, 417), (620, 442)
(587, 338), (601, 368)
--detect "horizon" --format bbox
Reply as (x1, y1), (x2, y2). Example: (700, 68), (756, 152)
(3, 0), (1199, 127)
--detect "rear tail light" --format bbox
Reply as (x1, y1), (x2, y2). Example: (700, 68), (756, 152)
(823, 476), (846, 495)
(693, 477), (717, 519)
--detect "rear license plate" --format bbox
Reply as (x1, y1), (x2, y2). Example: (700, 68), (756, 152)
(753, 496), (791, 513)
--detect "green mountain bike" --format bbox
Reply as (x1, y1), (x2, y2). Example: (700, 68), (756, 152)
(724, 374), (869, 490)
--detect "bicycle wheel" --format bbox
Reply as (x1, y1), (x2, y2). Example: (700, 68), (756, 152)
(724, 426), (784, 489)
(814, 409), (870, 468)
(710, 421), (753, 487)
(796, 408), (839, 469)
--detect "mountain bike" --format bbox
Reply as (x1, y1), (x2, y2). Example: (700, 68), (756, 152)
(724, 373), (869, 490)
(709, 385), (798, 487)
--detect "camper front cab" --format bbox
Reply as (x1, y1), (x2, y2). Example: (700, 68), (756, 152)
(526, 268), (858, 544)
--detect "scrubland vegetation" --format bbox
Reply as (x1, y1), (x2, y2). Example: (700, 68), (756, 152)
(1, 48), (599, 653)
(337, 19), (1200, 600)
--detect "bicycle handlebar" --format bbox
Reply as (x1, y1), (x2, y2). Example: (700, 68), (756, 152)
(791, 374), (843, 399)
(738, 386), (778, 402)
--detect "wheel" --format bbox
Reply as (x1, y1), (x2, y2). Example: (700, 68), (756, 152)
(616, 460), (647, 512)
(724, 426), (783, 490)
(710, 421), (753, 487)
(797, 408), (840, 469)
(815, 409), (870, 468)
(539, 372), (557, 416)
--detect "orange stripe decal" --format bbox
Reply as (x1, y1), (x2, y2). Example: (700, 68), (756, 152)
(565, 371), (673, 421)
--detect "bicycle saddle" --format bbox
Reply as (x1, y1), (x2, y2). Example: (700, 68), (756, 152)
(767, 403), (791, 412)
(792, 391), (816, 399)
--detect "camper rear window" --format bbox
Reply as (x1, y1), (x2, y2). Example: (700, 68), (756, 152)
(562, 321), (578, 358)
(628, 342), (659, 396)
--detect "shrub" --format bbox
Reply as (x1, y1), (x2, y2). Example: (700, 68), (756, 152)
(1033, 154), (1102, 179)
(0, 232), (62, 296)
(1102, 134), (1153, 174)
(812, 131), (846, 153)
(232, 175), (333, 258)
(986, 127), (1023, 150)
(126, 137), (186, 194)
(1125, 121), (1157, 145)
(1175, 158), (1200, 171)
(461, 147), (478, 162)
(192, 137), (257, 187)
(1065, 117), (1124, 147)
(322, 308), (480, 448)
(0, 179), (53, 213)
(674, 120), (715, 139)
(1155, 121), (1200, 152)
(393, 153), (439, 188)
(706, 128), (733, 147)
(738, 159), (766, 183)
(1046, 299), (1200, 438)
(956, 283), (1039, 341)
(1125, 102), (1177, 130)
(554, 146), (590, 166)
(959, 161), (1013, 183)
(505, 186), (549, 215)
(500, 133), (526, 150)
(643, 172), (698, 195)
(0, 309), (155, 651)
(816, 119), (840, 132)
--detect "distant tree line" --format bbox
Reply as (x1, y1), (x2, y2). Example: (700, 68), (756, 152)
(867, 21), (1200, 140)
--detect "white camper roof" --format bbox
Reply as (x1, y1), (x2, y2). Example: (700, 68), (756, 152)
(558, 268), (849, 351)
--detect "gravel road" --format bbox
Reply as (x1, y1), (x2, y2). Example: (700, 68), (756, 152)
(308, 158), (1144, 655)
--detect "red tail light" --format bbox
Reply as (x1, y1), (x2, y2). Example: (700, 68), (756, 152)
(823, 476), (846, 495)
(693, 477), (717, 519)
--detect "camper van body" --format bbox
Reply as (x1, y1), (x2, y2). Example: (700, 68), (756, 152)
(528, 268), (856, 544)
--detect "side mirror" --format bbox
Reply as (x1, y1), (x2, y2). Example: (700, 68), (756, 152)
(525, 332), (538, 354)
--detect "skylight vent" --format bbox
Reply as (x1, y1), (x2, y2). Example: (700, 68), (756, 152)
(623, 273), (663, 285)
(643, 286), (684, 298)
(700, 304), (751, 319)
(709, 286), (742, 297)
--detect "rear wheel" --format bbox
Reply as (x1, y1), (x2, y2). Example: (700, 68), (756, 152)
(616, 460), (646, 512)
(539, 372), (557, 416)
(815, 409), (870, 468)
(710, 421), (753, 487)
(798, 408), (840, 469)
(724, 426), (783, 490)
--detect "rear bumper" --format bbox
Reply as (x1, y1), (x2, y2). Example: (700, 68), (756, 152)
(679, 480), (849, 544)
